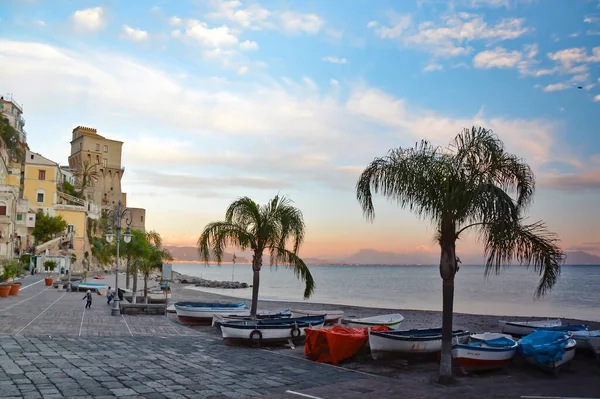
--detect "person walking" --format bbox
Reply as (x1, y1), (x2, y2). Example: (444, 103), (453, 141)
(83, 290), (92, 309)
(106, 286), (114, 305)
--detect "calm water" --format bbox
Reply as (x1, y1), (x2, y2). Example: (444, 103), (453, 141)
(173, 263), (600, 322)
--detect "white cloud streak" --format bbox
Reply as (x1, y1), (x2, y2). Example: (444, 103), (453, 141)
(121, 25), (149, 41)
(71, 7), (105, 32)
(322, 56), (347, 64)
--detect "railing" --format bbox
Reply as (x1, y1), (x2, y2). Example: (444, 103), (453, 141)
(57, 191), (86, 207)
(1, 94), (23, 113)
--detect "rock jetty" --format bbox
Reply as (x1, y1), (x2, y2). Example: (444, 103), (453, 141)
(167, 271), (250, 289)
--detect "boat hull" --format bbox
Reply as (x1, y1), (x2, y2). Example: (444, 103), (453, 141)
(291, 309), (344, 324)
(221, 320), (325, 342)
(369, 329), (469, 359)
(524, 341), (576, 371)
(498, 319), (561, 337)
(452, 345), (517, 371)
(341, 313), (404, 330)
(588, 336), (600, 356)
(176, 307), (250, 324)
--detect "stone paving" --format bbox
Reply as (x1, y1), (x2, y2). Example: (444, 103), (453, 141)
(1, 275), (599, 398)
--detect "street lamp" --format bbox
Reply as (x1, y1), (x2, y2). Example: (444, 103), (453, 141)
(105, 200), (132, 316)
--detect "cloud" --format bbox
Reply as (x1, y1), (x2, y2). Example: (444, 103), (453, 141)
(206, 0), (272, 30)
(547, 47), (600, 71)
(120, 25), (149, 41)
(34, 20), (46, 27)
(467, 0), (510, 7)
(369, 13), (529, 57)
(542, 83), (569, 92)
(594, 94), (600, 102)
(423, 63), (443, 72)
(322, 56), (347, 64)
(584, 16), (600, 24)
(330, 79), (339, 86)
(239, 40), (258, 51)
(279, 12), (323, 34)
(169, 16), (183, 26)
(0, 39), (572, 199)
(567, 241), (600, 253)
(540, 169), (600, 191)
(473, 47), (522, 68)
(185, 20), (239, 47)
(237, 65), (249, 75)
(71, 7), (105, 32)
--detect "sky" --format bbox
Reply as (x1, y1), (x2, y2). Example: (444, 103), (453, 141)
(0, 0), (599, 260)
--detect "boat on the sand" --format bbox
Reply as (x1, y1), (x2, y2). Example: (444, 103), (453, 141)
(518, 330), (576, 374)
(570, 330), (600, 354)
(220, 316), (325, 342)
(341, 313), (404, 329)
(368, 328), (470, 359)
(498, 318), (561, 336)
(212, 309), (292, 328)
(175, 302), (249, 324)
(452, 335), (518, 373)
(291, 309), (344, 324)
(304, 325), (390, 365)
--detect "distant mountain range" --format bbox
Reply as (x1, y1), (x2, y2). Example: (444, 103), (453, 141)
(166, 246), (600, 266)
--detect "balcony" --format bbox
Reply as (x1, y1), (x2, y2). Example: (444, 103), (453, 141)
(1, 94), (24, 113)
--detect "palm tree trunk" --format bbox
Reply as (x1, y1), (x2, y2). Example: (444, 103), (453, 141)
(132, 270), (138, 304)
(250, 250), (262, 317)
(438, 238), (457, 384)
(144, 274), (148, 304)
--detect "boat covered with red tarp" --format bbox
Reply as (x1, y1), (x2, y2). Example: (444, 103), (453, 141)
(304, 325), (391, 365)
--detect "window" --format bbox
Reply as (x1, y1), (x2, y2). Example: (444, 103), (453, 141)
(96, 144), (100, 151)
(103, 158), (107, 167)
(16, 213), (23, 221)
(96, 155), (100, 164)
(104, 145), (108, 152)
(141, 215), (144, 222)
(0, 202), (6, 216)
(37, 192), (44, 203)
(38, 170), (46, 180)
(79, 143), (82, 151)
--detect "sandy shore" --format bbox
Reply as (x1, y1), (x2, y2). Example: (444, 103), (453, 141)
(165, 281), (600, 332)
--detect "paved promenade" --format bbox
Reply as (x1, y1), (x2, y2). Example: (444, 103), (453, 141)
(0, 275), (599, 398)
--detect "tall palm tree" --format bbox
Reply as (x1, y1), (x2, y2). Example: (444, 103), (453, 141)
(121, 229), (147, 290)
(356, 127), (564, 383)
(198, 195), (315, 316)
(90, 237), (113, 270)
(135, 243), (172, 303)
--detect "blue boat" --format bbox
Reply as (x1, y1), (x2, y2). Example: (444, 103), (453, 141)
(518, 330), (577, 374)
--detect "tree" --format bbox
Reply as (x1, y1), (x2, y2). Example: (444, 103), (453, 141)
(355, 127), (564, 383)
(32, 211), (68, 243)
(120, 229), (149, 291)
(90, 237), (113, 270)
(198, 195), (315, 316)
(133, 233), (172, 303)
(61, 181), (80, 198)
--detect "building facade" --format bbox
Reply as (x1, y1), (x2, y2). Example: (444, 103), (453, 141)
(23, 150), (60, 216)
(0, 94), (27, 143)
(128, 207), (146, 232)
(67, 126), (126, 208)
(0, 143), (18, 259)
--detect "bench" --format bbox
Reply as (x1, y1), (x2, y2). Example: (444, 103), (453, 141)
(120, 303), (167, 315)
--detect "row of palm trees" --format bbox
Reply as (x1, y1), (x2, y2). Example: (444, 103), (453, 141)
(197, 127), (564, 382)
(89, 229), (172, 303)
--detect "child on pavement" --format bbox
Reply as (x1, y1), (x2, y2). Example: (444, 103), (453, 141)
(106, 286), (114, 305)
(83, 290), (92, 309)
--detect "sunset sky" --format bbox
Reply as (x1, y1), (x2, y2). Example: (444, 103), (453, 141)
(0, 0), (599, 259)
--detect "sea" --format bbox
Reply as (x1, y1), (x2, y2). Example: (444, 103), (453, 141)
(172, 263), (600, 322)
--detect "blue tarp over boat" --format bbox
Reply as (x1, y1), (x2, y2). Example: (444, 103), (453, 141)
(519, 330), (569, 365)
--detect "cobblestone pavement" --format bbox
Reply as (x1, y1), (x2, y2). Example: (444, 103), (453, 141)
(1, 275), (599, 398)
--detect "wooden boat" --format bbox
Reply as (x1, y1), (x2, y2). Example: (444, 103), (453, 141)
(212, 309), (291, 327)
(452, 335), (518, 372)
(470, 332), (514, 341)
(305, 325), (390, 365)
(368, 328), (470, 359)
(121, 288), (171, 304)
(220, 316), (325, 342)
(498, 318), (561, 336)
(341, 313), (404, 329)
(175, 302), (248, 324)
(571, 330), (600, 352)
(518, 330), (577, 374)
(291, 309), (344, 324)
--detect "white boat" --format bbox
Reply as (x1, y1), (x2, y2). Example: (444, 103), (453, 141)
(571, 330), (600, 352)
(290, 309), (344, 324)
(452, 335), (518, 372)
(520, 334), (577, 373)
(470, 332), (514, 341)
(174, 302), (249, 324)
(498, 318), (561, 336)
(368, 328), (470, 359)
(220, 316), (325, 342)
(212, 309), (291, 327)
(341, 313), (404, 329)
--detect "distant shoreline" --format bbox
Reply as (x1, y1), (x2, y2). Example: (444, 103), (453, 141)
(169, 260), (600, 267)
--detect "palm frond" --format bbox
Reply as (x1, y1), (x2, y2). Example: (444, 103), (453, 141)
(484, 220), (565, 296)
(197, 221), (254, 264)
(225, 197), (261, 233)
(270, 248), (315, 298)
(356, 140), (448, 222)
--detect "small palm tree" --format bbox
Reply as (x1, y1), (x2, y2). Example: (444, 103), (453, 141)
(135, 244), (172, 303)
(356, 127), (564, 382)
(75, 160), (99, 198)
(198, 195), (315, 316)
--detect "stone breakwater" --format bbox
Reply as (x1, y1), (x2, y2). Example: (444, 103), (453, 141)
(168, 271), (250, 289)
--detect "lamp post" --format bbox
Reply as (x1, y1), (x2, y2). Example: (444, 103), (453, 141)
(105, 201), (132, 316)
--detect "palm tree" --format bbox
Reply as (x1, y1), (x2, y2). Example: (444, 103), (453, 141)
(75, 160), (99, 198)
(198, 195), (315, 316)
(356, 127), (564, 383)
(135, 243), (172, 303)
(90, 237), (113, 271)
(121, 229), (147, 290)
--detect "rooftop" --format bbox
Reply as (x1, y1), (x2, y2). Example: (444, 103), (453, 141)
(0, 94), (23, 114)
